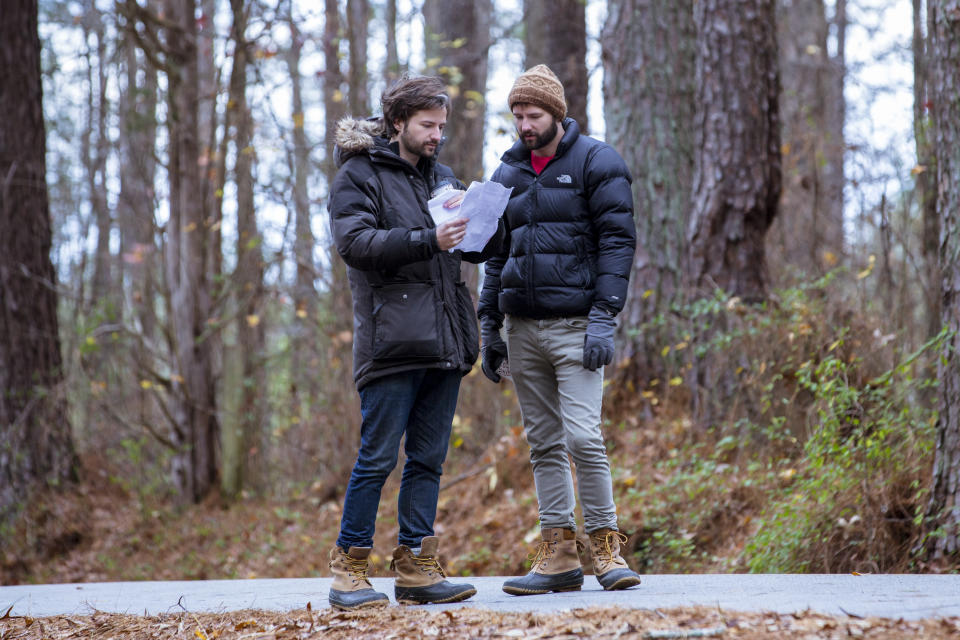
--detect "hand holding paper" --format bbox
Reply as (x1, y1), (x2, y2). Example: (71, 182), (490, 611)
(428, 181), (513, 252)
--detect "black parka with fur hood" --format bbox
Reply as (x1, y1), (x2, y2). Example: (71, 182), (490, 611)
(328, 117), (503, 390)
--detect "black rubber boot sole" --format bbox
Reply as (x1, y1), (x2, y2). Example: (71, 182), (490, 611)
(597, 568), (642, 591)
(395, 581), (477, 605)
(502, 568), (584, 595)
(328, 587), (390, 611)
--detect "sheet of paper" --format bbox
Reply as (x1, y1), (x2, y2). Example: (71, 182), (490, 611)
(428, 180), (512, 252)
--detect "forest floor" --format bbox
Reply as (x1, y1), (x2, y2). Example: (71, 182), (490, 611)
(4, 402), (960, 637)
(2, 418), (731, 586)
(4, 604), (960, 640)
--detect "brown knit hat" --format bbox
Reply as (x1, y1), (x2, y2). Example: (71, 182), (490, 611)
(507, 64), (567, 121)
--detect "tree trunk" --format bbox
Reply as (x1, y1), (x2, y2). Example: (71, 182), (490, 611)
(824, 0), (846, 269)
(225, 0), (266, 497)
(423, 0), (490, 185)
(384, 0), (401, 83)
(915, 0), (941, 340)
(163, 0), (220, 503)
(686, 0), (781, 429)
(324, 0), (346, 184)
(0, 0), (77, 523)
(523, 0), (589, 132)
(927, 0), (960, 560)
(82, 0), (114, 309)
(319, 0), (360, 496)
(687, 0), (781, 302)
(119, 27), (159, 343)
(767, 0), (842, 282)
(286, 15), (321, 424)
(198, 0), (221, 286)
(602, 0), (695, 389)
(346, 0), (369, 117)
(118, 21), (161, 443)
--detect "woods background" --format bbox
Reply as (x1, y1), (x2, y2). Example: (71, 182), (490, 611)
(1, 0), (959, 583)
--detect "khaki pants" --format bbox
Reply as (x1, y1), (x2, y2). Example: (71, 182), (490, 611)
(505, 315), (617, 533)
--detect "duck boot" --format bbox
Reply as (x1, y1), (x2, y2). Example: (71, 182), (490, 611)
(391, 536), (476, 604)
(588, 528), (641, 590)
(502, 528), (584, 595)
(328, 546), (390, 610)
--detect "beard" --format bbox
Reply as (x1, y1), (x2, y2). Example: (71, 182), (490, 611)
(521, 119), (559, 151)
(399, 128), (438, 159)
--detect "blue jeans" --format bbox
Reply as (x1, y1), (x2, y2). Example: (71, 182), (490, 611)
(336, 368), (461, 549)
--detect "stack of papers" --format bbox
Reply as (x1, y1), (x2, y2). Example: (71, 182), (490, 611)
(428, 180), (512, 252)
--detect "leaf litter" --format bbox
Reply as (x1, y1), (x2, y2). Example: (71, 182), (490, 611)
(1, 605), (958, 639)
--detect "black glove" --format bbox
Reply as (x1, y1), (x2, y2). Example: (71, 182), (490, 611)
(480, 316), (508, 383)
(583, 307), (617, 371)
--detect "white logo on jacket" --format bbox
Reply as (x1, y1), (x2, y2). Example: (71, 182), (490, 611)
(557, 174), (572, 184)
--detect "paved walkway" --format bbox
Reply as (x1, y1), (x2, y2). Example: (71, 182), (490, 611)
(3, 575), (959, 620)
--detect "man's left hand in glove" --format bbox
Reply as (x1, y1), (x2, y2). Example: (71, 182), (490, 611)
(583, 306), (617, 372)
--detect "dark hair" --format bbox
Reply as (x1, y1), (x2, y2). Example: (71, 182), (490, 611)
(381, 74), (449, 136)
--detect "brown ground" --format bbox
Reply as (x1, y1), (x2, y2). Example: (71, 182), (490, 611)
(3, 604), (960, 639)
(3, 397), (958, 637)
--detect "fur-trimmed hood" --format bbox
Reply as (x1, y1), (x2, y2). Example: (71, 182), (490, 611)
(335, 117), (384, 153)
(333, 117), (385, 167)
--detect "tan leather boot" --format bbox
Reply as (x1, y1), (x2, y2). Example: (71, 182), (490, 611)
(391, 536), (476, 604)
(502, 527), (584, 595)
(328, 546), (389, 610)
(588, 528), (641, 590)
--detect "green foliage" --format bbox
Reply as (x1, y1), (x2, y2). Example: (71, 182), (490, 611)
(745, 331), (942, 573)
(619, 273), (943, 574)
(625, 445), (747, 572)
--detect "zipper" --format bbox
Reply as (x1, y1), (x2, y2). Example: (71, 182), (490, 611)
(527, 175), (538, 312)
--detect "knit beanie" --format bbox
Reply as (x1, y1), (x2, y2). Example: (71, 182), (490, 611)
(507, 64), (567, 121)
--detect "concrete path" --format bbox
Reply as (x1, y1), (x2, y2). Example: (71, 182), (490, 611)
(3, 575), (959, 620)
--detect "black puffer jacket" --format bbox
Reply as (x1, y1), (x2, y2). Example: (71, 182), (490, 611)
(478, 119), (636, 323)
(329, 117), (503, 390)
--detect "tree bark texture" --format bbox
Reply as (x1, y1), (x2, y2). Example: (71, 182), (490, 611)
(824, 0), (846, 265)
(286, 17), (321, 418)
(119, 28), (159, 342)
(916, 0), (941, 340)
(602, 0), (695, 386)
(198, 0), (221, 285)
(0, 0), (77, 523)
(163, 0), (220, 503)
(928, 0), (960, 560)
(687, 0), (781, 302)
(423, 0), (490, 185)
(767, 0), (843, 281)
(226, 0), (267, 496)
(523, 0), (589, 133)
(384, 0), (401, 83)
(686, 0), (781, 431)
(81, 1), (114, 309)
(346, 0), (369, 117)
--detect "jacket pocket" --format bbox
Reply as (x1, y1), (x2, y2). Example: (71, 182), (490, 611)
(371, 281), (442, 360)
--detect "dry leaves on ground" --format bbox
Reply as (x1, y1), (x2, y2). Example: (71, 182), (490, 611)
(2, 605), (959, 639)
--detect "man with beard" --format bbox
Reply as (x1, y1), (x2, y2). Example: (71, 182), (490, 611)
(478, 65), (641, 595)
(326, 74), (501, 610)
